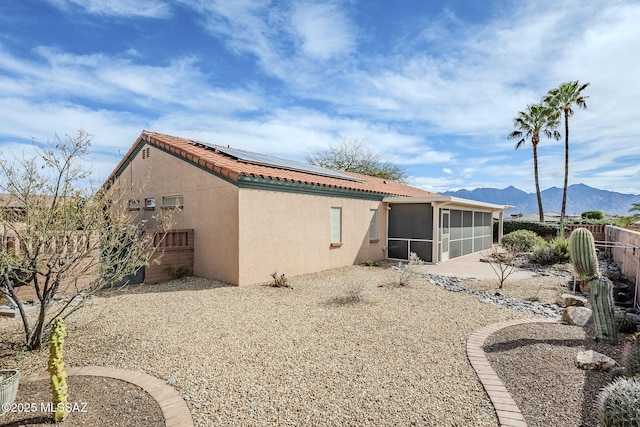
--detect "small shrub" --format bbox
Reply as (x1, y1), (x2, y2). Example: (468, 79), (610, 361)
(397, 252), (424, 286)
(582, 210), (605, 220)
(551, 237), (570, 262)
(269, 271), (291, 288)
(364, 260), (382, 267)
(531, 244), (556, 265)
(501, 230), (545, 252)
(617, 315), (638, 334)
(166, 265), (191, 279)
(599, 377), (640, 427)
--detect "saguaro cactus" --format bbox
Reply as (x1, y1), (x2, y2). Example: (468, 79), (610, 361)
(48, 317), (69, 422)
(569, 228), (617, 343)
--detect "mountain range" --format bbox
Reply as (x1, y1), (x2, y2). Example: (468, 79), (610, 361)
(441, 184), (640, 216)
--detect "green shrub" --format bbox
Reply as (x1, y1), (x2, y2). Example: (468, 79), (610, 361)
(501, 230), (546, 251)
(500, 220), (559, 237)
(551, 237), (571, 262)
(531, 244), (556, 265)
(599, 377), (640, 427)
(364, 260), (382, 267)
(582, 210), (605, 220)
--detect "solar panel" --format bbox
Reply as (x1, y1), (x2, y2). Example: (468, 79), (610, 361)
(195, 141), (363, 182)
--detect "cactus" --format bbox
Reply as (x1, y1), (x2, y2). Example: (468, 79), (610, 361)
(599, 377), (640, 427)
(569, 228), (617, 343)
(625, 333), (640, 377)
(48, 317), (69, 422)
(617, 315), (638, 334)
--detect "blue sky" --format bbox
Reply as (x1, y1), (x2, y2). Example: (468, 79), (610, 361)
(1, 0), (639, 195)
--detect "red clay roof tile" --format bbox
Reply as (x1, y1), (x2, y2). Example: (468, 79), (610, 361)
(107, 131), (438, 198)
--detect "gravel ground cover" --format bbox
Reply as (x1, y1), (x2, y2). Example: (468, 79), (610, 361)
(1, 266), (535, 426)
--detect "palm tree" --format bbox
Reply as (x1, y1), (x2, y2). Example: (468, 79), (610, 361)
(509, 103), (561, 222)
(543, 80), (590, 234)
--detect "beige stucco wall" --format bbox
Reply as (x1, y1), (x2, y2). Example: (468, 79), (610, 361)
(113, 143), (240, 285)
(605, 225), (640, 304)
(237, 189), (385, 285)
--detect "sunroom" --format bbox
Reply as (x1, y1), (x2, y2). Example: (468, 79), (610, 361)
(383, 196), (511, 263)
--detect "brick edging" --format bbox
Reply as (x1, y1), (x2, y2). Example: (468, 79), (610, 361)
(467, 318), (561, 427)
(22, 366), (193, 427)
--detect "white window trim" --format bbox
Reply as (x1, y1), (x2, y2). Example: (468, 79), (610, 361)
(369, 209), (378, 241)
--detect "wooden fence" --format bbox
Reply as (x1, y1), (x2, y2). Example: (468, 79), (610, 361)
(145, 229), (195, 285)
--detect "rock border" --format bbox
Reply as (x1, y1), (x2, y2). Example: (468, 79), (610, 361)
(467, 317), (561, 427)
(22, 366), (193, 427)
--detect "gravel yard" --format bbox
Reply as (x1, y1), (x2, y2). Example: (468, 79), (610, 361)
(1, 265), (537, 426)
(3, 263), (626, 427)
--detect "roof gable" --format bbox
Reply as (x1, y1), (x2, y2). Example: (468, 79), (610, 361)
(107, 131), (437, 199)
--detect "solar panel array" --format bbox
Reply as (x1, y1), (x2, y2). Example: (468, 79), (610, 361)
(196, 141), (363, 182)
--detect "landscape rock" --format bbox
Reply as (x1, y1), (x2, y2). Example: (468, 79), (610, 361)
(575, 350), (617, 371)
(558, 293), (589, 308)
(562, 306), (592, 326)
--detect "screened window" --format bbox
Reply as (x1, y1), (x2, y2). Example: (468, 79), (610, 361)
(369, 209), (378, 240)
(128, 200), (140, 210)
(331, 207), (342, 244)
(162, 195), (184, 208)
(144, 198), (155, 209)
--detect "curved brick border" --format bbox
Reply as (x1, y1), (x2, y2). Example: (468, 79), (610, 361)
(467, 318), (561, 427)
(23, 366), (193, 427)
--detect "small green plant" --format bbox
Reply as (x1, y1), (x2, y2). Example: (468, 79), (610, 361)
(364, 260), (382, 267)
(501, 230), (546, 252)
(599, 377), (640, 427)
(531, 243), (556, 265)
(269, 272), (291, 288)
(166, 265), (191, 279)
(48, 317), (69, 422)
(617, 315), (638, 334)
(551, 237), (570, 262)
(625, 333), (640, 377)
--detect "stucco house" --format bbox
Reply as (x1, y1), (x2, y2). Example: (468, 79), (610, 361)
(105, 131), (509, 286)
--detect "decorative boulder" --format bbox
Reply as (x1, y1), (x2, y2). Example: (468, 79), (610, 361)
(575, 350), (617, 371)
(562, 306), (592, 327)
(558, 293), (589, 308)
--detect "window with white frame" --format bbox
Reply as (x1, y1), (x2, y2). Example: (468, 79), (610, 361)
(162, 195), (184, 208)
(144, 198), (156, 209)
(369, 209), (378, 240)
(330, 207), (342, 245)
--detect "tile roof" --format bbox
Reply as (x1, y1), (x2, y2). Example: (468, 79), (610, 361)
(108, 131), (438, 198)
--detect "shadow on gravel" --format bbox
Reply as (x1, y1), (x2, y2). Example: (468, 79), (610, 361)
(97, 276), (233, 298)
(484, 338), (586, 353)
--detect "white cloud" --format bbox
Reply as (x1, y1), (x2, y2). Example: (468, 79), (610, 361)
(442, 167), (452, 174)
(290, 2), (356, 60)
(47, 0), (171, 18)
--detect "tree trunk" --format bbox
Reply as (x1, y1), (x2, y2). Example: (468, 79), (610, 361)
(532, 141), (544, 222)
(27, 304), (47, 351)
(560, 110), (570, 236)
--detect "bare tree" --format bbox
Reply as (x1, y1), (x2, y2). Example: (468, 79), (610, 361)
(0, 130), (172, 350)
(307, 137), (407, 182)
(481, 244), (523, 289)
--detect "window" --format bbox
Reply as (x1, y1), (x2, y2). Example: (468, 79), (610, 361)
(369, 209), (378, 241)
(144, 198), (156, 209)
(330, 207), (342, 246)
(128, 200), (140, 210)
(162, 195), (184, 208)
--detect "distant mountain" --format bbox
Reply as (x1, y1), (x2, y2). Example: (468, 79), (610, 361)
(442, 184), (640, 216)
